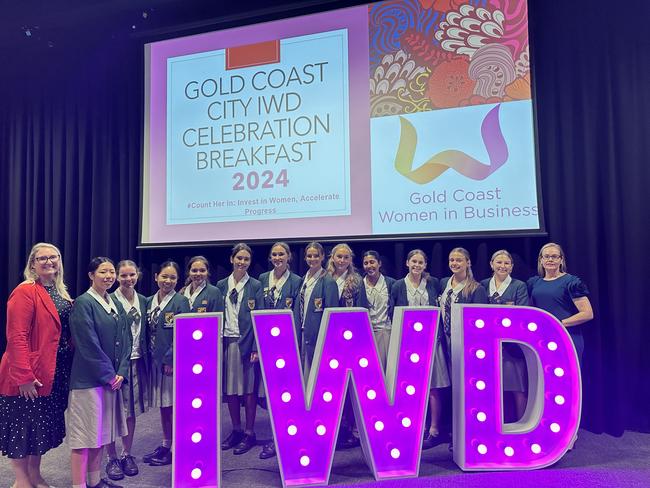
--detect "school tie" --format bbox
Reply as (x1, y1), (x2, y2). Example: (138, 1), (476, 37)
(299, 282), (307, 327)
(491, 291), (501, 304)
(229, 288), (238, 305)
(128, 306), (141, 325)
(266, 286), (277, 308)
(443, 289), (454, 336)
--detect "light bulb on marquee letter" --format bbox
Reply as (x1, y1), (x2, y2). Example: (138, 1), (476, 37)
(252, 307), (440, 488)
(451, 304), (581, 470)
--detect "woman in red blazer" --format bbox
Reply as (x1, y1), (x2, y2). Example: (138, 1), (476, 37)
(0, 243), (73, 488)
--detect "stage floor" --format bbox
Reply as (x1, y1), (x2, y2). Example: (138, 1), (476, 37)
(1, 406), (649, 488)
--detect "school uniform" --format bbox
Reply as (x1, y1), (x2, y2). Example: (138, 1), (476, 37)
(66, 289), (132, 449)
(146, 291), (190, 408)
(216, 275), (264, 396)
(111, 288), (150, 418)
(391, 276), (448, 387)
(259, 270), (302, 311)
(359, 274), (397, 368)
(480, 276), (528, 392)
(293, 269), (339, 375)
(333, 271), (365, 307)
(183, 282), (224, 314)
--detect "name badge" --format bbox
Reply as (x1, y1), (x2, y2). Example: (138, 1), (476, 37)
(313, 297), (323, 312)
(201, 299), (208, 305)
(285, 297), (293, 309)
(248, 298), (256, 310)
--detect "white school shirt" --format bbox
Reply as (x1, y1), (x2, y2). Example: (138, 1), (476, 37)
(364, 274), (391, 330)
(335, 271), (349, 299)
(224, 273), (249, 338)
(441, 278), (466, 325)
(405, 275), (429, 306)
(148, 289), (176, 316)
(87, 287), (119, 314)
(114, 288), (144, 359)
(488, 275), (512, 297)
(184, 281), (206, 308)
(268, 269), (290, 304)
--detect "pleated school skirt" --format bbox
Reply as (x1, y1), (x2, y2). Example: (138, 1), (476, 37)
(65, 387), (127, 449)
(223, 337), (258, 396)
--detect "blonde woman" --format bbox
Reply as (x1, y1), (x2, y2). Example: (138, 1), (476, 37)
(0, 243), (73, 488)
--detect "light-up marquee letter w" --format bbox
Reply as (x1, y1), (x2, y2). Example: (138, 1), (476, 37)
(252, 307), (440, 487)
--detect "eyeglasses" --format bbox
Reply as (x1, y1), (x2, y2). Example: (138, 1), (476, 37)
(34, 254), (60, 264)
(541, 254), (562, 261)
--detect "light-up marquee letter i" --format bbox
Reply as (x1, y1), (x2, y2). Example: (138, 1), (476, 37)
(173, 313), (222, 487)
(253, 307), (439, 487)
(452, 305), (581, 470)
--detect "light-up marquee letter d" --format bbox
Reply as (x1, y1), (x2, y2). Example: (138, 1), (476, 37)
(452, 305), (581, 470)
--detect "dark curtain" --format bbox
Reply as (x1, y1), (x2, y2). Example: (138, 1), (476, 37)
(1, 0), (648, 434)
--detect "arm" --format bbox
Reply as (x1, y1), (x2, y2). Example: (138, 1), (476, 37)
(5, 286), (38, 388)
(514, 281), (529, 306)
(163, 296), (191, 368)
(562, 296), (594, 327)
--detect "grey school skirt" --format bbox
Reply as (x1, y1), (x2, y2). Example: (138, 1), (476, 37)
(65, 387), (127, 449)
(223, 337), (259, 396)
(150, 362), (174, 408)
(122, 357), (149, 417)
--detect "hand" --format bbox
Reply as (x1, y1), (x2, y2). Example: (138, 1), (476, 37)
(250, 352), (259, 363)
(110, 375), (124, 390)
(19, 379), (43, 400)
(163, 364), (174, 376)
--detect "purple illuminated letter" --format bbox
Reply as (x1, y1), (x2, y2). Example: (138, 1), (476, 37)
(451, 305), (581, 469)
(253, 307), (440, 487)
(174, 313), (222, 487)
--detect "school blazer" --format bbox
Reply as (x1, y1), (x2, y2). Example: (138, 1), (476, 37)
(187, 283), (225, 314)
(439, 277), (489, 304)
(358, 275), (398, 320)
(110, 291), (150, 372)
(293, 274), (339, 360)
(391, 276), (441, 307)
(259, 271), (302, 310)
(0, 282), (64, 396)
(216, 277), (264, 358)
(146, 292), (191, 367)
(479, 278), (528, 306)
(69, 293), (132, 389)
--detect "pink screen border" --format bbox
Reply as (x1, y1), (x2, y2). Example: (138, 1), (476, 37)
(144, 5), (371, 244)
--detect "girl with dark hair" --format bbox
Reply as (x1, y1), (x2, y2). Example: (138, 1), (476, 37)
(217, 244), (264, 456)
(360, 251), (396, 369)
(258, 243), (302, 459)
(66, 257), (132, 488)
(104, 260), (149, 480)
(181, 256), (224, 314)
(390, 249), (445, 448)
(142, 261), (190, 468)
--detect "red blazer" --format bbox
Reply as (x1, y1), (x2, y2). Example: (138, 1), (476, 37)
(0, 281), (62, 397)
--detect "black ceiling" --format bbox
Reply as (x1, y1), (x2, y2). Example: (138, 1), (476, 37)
(0, 0), (368, 52)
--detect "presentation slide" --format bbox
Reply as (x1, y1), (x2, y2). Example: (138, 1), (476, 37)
(141, 0), (540, 245)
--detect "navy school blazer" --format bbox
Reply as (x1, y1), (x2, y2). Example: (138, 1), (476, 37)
(390, 276), (441, 307)
(479, 278), (528, 306)
(216, 276), (264, 358)
(146, 292), (191, 367)
(439, 277), (489, 305)
(292, 273), (339, 361)
(186, 283), (225, 314)
(69, 292), (132, 389)
(259, 271), (303, 310)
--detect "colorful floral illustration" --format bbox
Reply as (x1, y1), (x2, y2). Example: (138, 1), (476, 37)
(369, 0), (530, 117)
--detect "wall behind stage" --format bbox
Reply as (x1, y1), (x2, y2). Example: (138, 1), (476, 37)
(0, 0), (648, 434)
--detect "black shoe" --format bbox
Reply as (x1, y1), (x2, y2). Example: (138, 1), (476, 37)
(221, 430), (244, 450)
(422, 432), (443, 450)
(105, 458), (124, 481)
(336, 434), (360, 450)
(142, 445), (167, 463)
(150, 448), (172, 466)
(259, 442), (276, 459)
(233, 433), (257, 455)
(121, 454), (139, 476)
(89, 478), (124, 488)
